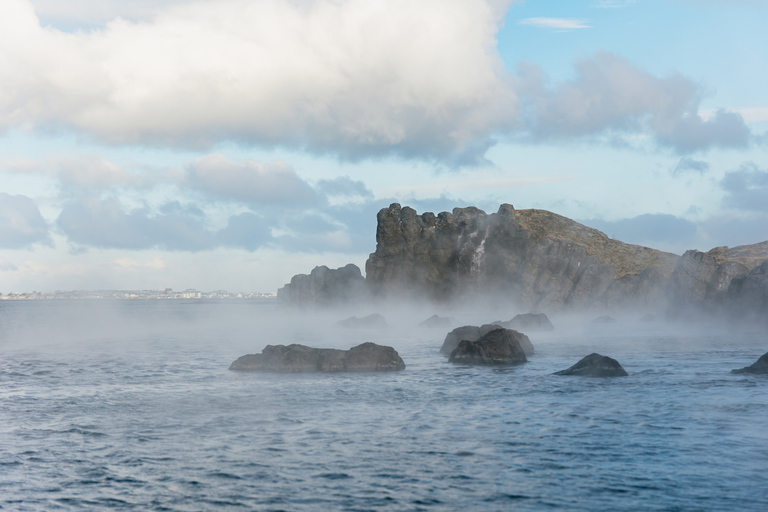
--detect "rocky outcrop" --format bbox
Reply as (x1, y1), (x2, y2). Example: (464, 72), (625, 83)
(726, 260), (768, 324)
(229, 342), (405, 373)
(554, 353), (628, 377)
(277, 264), (366, 307)
(731, 351), (768, 375)
(365, 203), (678, 311)
(448, 328), (528, 365)
(498, 313), (554, 332)
(441, 325), (533, 357)
(335, 313), (388, 328)
(418, 315), (452, 328)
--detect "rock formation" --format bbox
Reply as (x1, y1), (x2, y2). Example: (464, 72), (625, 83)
(554, 353), (628, 377)
(335, 313), (388, 328)
(448, 328), (528, 365)
(498, 312), (554, 332)
(418, 314), (452, 328)
(277, 264), (366, 307)
(731, 351), (768, 375)
(726, 260), (768, 324)
(229, 342), (405, 373)
(365, 203), (678, 310)
(441, 325), (533, 357)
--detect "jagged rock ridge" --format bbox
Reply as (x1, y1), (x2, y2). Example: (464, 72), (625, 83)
(365, 203), (679, 310)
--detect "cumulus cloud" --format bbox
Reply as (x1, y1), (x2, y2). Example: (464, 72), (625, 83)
(516, 52), (751, 153)
(673, 157), (710, 175)
(185, 154), (319, 206)
(316, 176), (373, 199)
(0, 193), (52, 248)
(721, 162), (768, 212)
(518, 18), (591, 30)
(3, 0), (517, 163)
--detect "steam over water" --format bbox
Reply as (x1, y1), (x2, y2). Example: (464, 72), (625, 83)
(1, 300), (767, 510)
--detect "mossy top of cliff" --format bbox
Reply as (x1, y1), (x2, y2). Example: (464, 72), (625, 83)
(515, 208), (680, 278)
(706, 241), (768, 269)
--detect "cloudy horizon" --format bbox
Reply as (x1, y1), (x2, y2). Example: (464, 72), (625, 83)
(1, 0), (766, 293)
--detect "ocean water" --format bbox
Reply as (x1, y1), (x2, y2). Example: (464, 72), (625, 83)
(1, 300), (767, 511)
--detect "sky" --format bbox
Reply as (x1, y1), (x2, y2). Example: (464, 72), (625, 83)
(1, 0), (767, 294)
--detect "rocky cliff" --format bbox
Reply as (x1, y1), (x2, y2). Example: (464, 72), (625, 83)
(364, 203), (678, 310)
(277, 264), (366, 307)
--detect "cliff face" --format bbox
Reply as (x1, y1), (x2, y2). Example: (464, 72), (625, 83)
(364, 203), (679, 310)
(665, 242), (768, 318)
(277, 264), (366, 307)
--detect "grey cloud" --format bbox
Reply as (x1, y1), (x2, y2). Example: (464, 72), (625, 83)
(673, 157), (710, 175)
(721, 162), (768, 212)
(0, 193), (52, 249)
(316, 177), (374, 199)
(185, 155), (320, 207)
(217, 213), (273, 251)
(700, 213), (768, 248)
(516, 52), (751, 153)
(56, 198), (217, 251)
(580, 213), (697, 247)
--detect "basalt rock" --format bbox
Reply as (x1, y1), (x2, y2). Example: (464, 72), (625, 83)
(418, 315), (453, 328)
(229, 342), (405, 373)
(448, 328), (528, 365)
(731, 351), (768, 375)
(364, 203), (678, 311)
(277, 264), (366, 307)
(499, 313), (554, 332)
(726, 259), (768, 324)
(335, 313), (388, 329)
(441, 325), (533, 357)
(554, 353), (628, 377)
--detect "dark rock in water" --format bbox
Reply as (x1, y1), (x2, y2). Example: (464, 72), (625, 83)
(440, 324), (533, 356)
(440, 325), (482, 355)
(335, 313), (388, 328)
(592, 315), (616, 323)
(448, 328), (528, 365)
(554, 353), (628, 377)
(638, 313), (656, 322)
(418, 314), (453, 328)
(501, 313), (554, 332)
(229, 342), (405, 373)
(731, 352), (768, 375)
(277, 263), (367, 307)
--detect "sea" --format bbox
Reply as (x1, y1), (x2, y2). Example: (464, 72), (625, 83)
(1, 299), (767, 511)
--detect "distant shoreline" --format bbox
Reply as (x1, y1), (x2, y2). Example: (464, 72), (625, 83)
(0, 290), (277, 301)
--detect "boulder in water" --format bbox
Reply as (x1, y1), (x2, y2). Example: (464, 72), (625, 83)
(229, 342), (405, 373)
(448, 328), (528, 365)
(503, 313), (554, 332)
(335, 313), (388, 328)
(418, 314), (453, 328)
(441, 324), (534, 357)
(731, 352), (768, 375)
(554, 353), (628, 377)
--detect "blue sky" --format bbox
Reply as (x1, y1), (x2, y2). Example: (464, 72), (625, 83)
(1, 0), (766, 293)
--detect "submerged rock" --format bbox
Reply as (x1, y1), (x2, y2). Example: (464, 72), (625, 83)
(229, 342), (405, 373)
(448, 328), (528, 365)
(554, 353), (628, 377)
(591, 315), (617, 324)
(418, 314), (453, 328)
(335, 313), (388, 328)
(502, 313), (554, 332)
(731, 352), (768, 375)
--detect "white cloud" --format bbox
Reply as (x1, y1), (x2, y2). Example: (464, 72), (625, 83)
(0, 193), (52, 248)
(516, 51), (751, 153)
(518, 18), (591, 30)
(2, 0), (517, 163)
